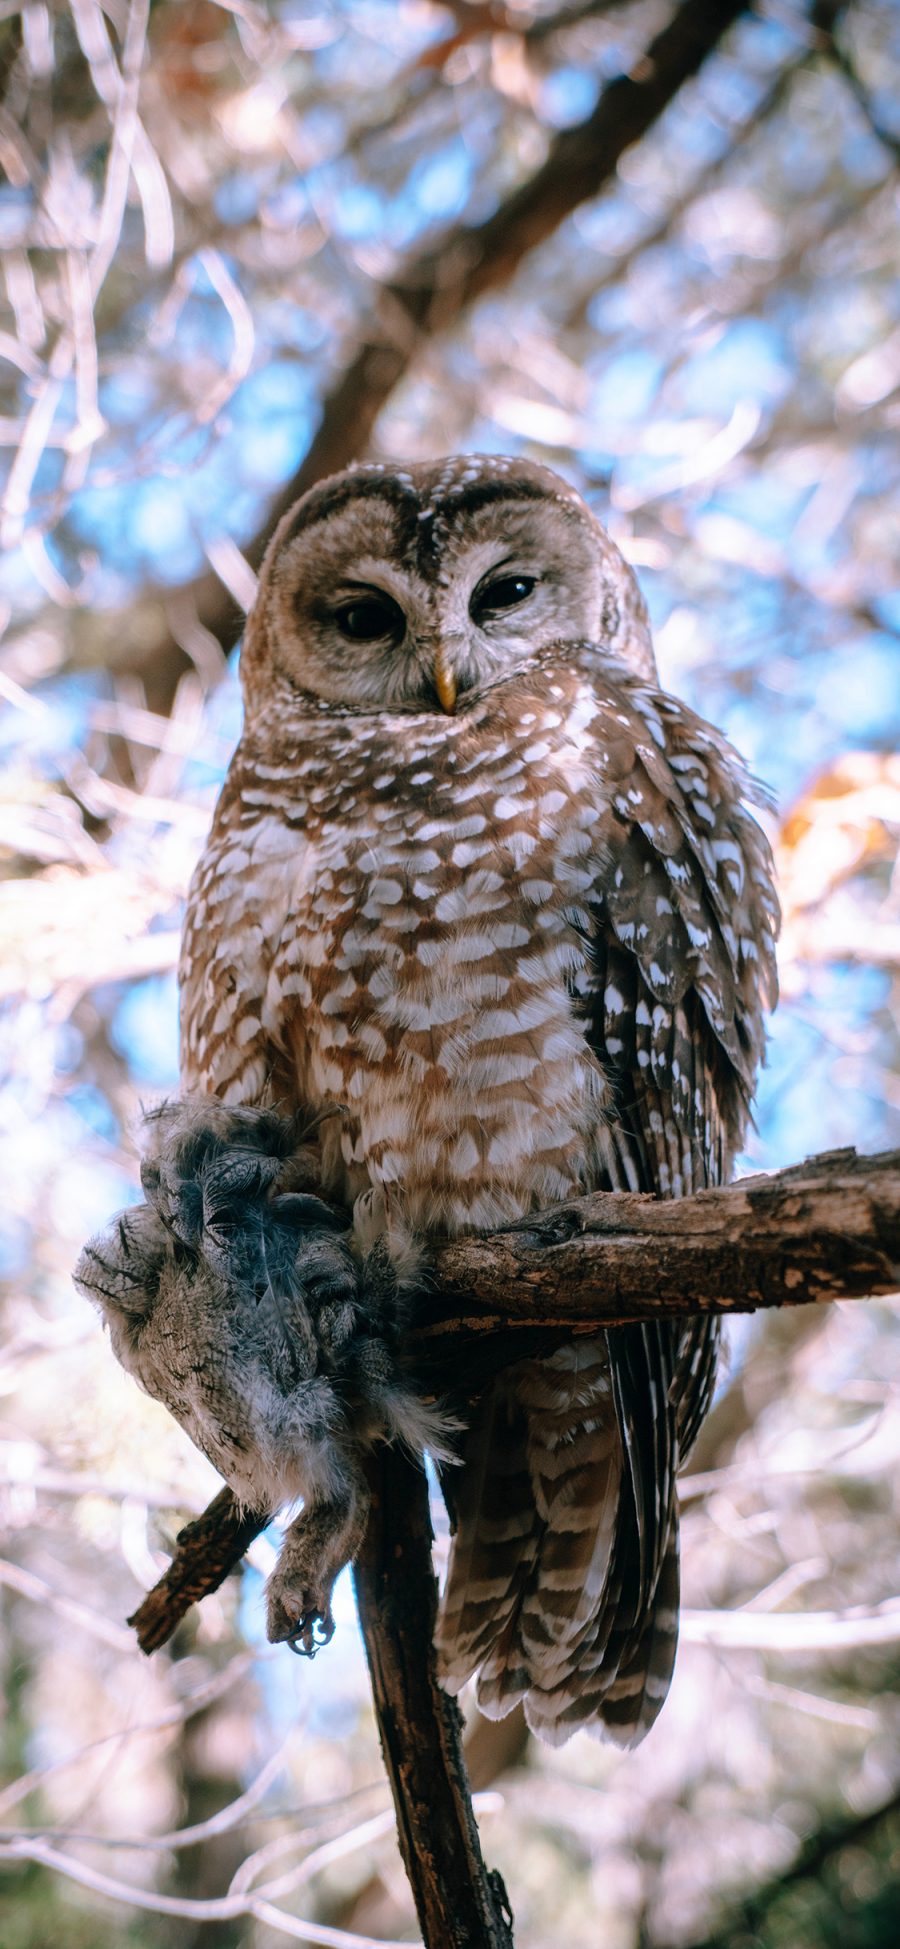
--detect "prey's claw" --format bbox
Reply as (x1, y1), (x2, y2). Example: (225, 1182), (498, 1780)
(285, 1610), (336, 1659)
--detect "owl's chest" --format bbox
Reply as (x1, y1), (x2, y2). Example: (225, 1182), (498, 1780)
(265, 719), (610, 1227)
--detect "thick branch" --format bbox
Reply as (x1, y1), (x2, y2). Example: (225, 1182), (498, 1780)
(416, 1147), (900, 1354)
(91, 0), (749, 705)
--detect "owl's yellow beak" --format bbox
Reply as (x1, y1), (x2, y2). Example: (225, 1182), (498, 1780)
(433, 646), (458, 714)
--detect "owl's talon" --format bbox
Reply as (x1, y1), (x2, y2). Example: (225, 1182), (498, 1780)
(137, 1100), (355, 1307)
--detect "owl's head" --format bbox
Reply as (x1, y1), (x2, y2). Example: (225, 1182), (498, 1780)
(240, 456), (656, 720)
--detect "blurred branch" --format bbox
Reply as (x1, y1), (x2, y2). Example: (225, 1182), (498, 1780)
(82, 0), (750, 708)
(563, 38), (812, 335)
(0, 1830), (424, 1946)
(523, 0), (625, 42)
(0, 1650), (258, 1820)
(815, 0), (900, 167)
(0, 1553), (134, 1652)
(426, 0), (622, 58)
(679, 1781), (900, 1949)
(681, 1595), (900, 1651)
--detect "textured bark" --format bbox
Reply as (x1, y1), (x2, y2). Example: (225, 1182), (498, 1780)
(417, 1147), (900, 1353)
(353, 1448), (514, 1949)
(128, 1487), (265, 1654)
(92, 0), (750, 707)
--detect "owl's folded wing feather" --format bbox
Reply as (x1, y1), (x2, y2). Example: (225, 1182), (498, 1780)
(439, 671), (777, 1745)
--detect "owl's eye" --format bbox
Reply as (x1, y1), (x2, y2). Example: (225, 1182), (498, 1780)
(334, 594), (405, 643)
(471, 574), (537, 622)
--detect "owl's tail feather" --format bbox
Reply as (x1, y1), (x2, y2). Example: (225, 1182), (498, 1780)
(519, 1525), (680, 1747)
(434, 1380), (541, 1687)
(436, 1333), (680, 1748)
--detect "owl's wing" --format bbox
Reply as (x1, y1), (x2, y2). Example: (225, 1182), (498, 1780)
(589, 679), (777, 1448)
(572, 674), (777, 1738)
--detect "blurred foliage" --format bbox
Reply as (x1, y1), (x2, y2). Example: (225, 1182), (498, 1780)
(0, 1), (899, 1945)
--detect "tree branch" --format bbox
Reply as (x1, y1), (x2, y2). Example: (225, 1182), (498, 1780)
(416, 1146), (900, 1355)
(128, 1488), (266, 1654)
(89, 0), (750, 707)
(353, 1448), (514, 1949)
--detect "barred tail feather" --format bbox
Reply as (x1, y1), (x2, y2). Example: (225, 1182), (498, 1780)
(471, 1338), (623, 1720)
(435, 1377), (540, 1696)
(436, 1331), (689, 1746)
(591, 1527), (680, 1746)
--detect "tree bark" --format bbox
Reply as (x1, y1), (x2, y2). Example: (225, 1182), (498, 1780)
(128, 1487), (265, 1654)
(353, 1448), (514, 1949)
(417, 1146), (900, 1350)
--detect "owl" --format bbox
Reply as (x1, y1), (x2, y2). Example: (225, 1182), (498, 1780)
(79, 456), (777, 1742)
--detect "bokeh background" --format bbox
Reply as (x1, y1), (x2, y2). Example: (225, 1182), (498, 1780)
(1, 1), (900, 1943)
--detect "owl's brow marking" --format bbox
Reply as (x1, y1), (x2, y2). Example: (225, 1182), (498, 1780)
(280, 472), (419, 547)
(413, 481), (561, 581)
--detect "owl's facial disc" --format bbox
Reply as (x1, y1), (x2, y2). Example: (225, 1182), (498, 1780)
(247, 460), (656, 716)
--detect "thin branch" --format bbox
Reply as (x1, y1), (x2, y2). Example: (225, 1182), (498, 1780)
(0, 1833), (418, 1947)
(681, 1596), (900, 1652)
(0, 1650), (258, 1819)
(0, 1554), (134, 1651)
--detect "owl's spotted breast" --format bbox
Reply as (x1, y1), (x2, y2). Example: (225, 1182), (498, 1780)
(185, 650), (620, 1235)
